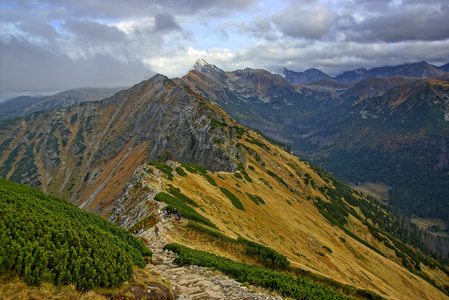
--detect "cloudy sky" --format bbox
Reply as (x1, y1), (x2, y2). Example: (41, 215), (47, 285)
(1, 0), (449, 101)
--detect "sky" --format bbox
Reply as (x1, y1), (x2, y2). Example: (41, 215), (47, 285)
(1, 0), (449, 101)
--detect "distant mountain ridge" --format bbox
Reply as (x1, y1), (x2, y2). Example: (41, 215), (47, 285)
(2, 61), (446, 121)
(281, 61), (448, 85)
(334, 61), (446, 83)
(0, 87), (124, 120)
(279, 68), (333, 85)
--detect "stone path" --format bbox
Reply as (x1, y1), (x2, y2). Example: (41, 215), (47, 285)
(140, 208), (283, 300)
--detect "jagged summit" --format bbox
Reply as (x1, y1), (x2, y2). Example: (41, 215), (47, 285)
(150, 73), (170, 82)
(193, 58), (209, 69)
(193, 59), (225, 76)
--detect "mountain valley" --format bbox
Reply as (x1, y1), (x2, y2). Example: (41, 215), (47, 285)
(181, 60), (449, 227)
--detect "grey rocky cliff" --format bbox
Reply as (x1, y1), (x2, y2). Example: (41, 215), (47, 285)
(96, 74), (246, 172)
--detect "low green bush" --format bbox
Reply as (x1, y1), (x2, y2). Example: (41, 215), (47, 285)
(163, 243), (350, 300)
(219, 187), (244, 210)
(0, 178), (151, 291)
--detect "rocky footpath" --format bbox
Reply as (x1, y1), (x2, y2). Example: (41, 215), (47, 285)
(140, 204), (283, 300)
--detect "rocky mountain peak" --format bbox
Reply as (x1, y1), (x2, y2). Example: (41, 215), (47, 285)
(151, 73), (171, 83)
(193, 59), (226, 78)
(439, 62), (449, 72)
(193, 58), (210, 69)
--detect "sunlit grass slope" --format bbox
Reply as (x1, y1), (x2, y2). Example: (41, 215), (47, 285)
(142, 114), (449, 300)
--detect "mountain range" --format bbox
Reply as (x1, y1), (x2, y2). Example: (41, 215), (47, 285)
(279, 61), (448, 85)
(1, 60), (449, 299)
(0, 87), (123, 120)
(181, 60), (449, 225)
(1, 59), (447, 224)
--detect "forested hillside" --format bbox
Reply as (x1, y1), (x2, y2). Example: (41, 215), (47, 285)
(0, 178), (151, 291)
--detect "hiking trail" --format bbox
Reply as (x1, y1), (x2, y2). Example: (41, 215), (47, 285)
(139, 204), (283, 300)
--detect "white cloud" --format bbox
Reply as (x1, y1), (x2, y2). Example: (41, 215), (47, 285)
(1, 0), (448, 101)
(272, 5), (337, 39)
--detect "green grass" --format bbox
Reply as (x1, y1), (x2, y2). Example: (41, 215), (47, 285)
(204, 174), (217, 186)
(267, 170), (289, 188)
(245, 193), (266, 205)
(180, 162), (207, 175)
(149, 161), (173, 180)
(167, 186), (198, 207)
(210, 118), (229, 128)
(175, 166), (187, 177)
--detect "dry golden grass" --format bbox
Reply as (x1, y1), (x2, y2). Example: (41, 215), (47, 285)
(143, 127), (449, 300)
(0, 267), (172, 300)
(0, 276), (95, 300)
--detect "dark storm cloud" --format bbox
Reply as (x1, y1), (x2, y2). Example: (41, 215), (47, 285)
(248, 16), (277, 40)
(344, 3), (449, 43)
(269, 1), (449, 44)
(0, 36), (152, 101)
(272, 5), (336, 40)
(0, 2), (189, 100)
(151, 0), (259, 14)
(63, 19), (127, 42)
(154, 13), (182, 32)
(5, 0), (259, 21)
(18, 19), (58, 40)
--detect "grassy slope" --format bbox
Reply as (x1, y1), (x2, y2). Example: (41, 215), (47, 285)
(142, 121), (448, 300)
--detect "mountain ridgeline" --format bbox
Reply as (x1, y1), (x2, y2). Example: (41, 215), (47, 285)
(279, 61), (448, 85)
(1, 61), (449, 299)
(0, 87), (122, 120)
(0, 74), (245, 216)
